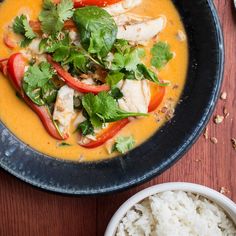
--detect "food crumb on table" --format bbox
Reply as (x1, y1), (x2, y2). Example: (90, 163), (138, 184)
(231, 138), (236, 150)
(223, 107), (230, 118)
(220, 187), (231, 195)
(220, 91), (227, 100)
(203, 127), (209, 140)
(214, 115), (224, 124)
(210, 137), (218, 144)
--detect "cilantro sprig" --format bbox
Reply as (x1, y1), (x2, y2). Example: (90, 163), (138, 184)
(113, 136), (135, 154)
(104, 39), (166, 85)
(81, 92), (147, 129)
(22, 62), (57, 106)
(39, 0), (74, 35)
(77, 120), (94, 136)
(12, 15), (36, 47)
(151, 41), (173, 69)
(39, 33), (91, 73)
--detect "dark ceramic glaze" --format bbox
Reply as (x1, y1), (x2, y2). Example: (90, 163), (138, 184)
(0, 0), (224, 195)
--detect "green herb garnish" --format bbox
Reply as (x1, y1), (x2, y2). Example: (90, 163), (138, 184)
(22, 62), (57, 106)
(151, 41), (173, 69)
(106, 71), (124, 87)
(113, 136), (135, 154)
(77, 120), (94, 136)
(73, 6), (117, 58)
(110, 87), (123, 100)
(39, 0), (74, 35)
(58, 142), (72, 147)
(12, 14), (36, 47)
(81, 92), (147, 128)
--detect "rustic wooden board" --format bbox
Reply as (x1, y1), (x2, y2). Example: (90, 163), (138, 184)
(0, 1), (235, 235)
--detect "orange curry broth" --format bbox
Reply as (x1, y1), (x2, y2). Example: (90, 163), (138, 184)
(0, 0), (188, 161)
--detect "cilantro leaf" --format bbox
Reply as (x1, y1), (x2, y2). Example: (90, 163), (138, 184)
(12, 15), (36, 47)
(23, 62), (57, 106)
(13, 15), (26, 34)
(64, 50), (88, 73)
(110, 87), (123, 100)
(124, 48), (145, 71)
(81, 92), (147, 128)
(77, 120), (94, 136)
(104, 41), (168, 86)
(40, 33), (89, 73)
(137, 64), (169, 86)
(58, 0), (74, 22)
(113, 136), (135, 154)
(114, 39), (132, 55)
(106, 47), (145, 72)
(53, 45), (71, 62)
(151, 41), (173, 69)
(20, 38), (34, 48)
(39, 32), (70, 53)
(73, 6), (117, 58)
(41, 81), (58, 104)
(39, 0), (74, 35)
(23, 20), (37, 39)
(106, 71), (124, 87)
(58, 142), (72, 147)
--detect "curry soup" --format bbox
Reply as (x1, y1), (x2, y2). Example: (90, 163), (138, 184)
(0, 0), (188, 161)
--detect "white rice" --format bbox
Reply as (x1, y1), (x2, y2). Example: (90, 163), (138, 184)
(116, 191), (236, 236)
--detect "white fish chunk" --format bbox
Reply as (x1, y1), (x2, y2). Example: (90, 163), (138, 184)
(73, 111), (86, 128)
(117, 80), (150, 113)
(53, 85), (75, 135)
(117, 16), (166, 44)
(114, 13), (150, 26)
(103, 0), (142, 16)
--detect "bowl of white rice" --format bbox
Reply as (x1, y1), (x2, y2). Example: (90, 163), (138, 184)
(105, 182), (236, 236)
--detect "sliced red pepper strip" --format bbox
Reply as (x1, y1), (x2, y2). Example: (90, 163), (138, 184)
(53, 0), (121, 7)
(73, 0), (122, 7)
(47, 55), (110, 94)
(148, 84), (166, 112)
(3, 33), (17, 49)
(7, 53), (27, 92)
(7, 53), (67, 140)
(80, 118), (130, 148)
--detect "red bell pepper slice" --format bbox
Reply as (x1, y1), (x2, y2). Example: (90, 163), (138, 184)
(148, 84), (166, 112)
(73, 0), (122, 7)
(7, 53), (68, 140)
(53, 0), (121, 7)
(3, 33), (17, 50)
(80, 118), (130, 148)
(47, 55), (110, 94)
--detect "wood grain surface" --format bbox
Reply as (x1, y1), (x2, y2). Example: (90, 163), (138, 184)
(0, 1), (235, 235)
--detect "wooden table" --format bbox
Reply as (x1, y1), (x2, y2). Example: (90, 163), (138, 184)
(0, 1), (235, 235)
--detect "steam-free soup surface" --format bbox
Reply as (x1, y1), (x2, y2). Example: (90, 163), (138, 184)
(0, 0), (188, 161)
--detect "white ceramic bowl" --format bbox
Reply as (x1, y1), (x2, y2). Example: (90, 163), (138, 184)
(105, 182), (236, 236)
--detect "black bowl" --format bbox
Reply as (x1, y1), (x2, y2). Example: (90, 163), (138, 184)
(0, 0), (224, 195)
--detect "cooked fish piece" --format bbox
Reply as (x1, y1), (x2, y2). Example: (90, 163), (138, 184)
(117, 80), (150, 113)
(103, 0), (142, 16)
(73, 111), (86, 128)
(114, 13), (150, 26)
(117, 16), (166, 44)
(53, 85), (75, 135)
